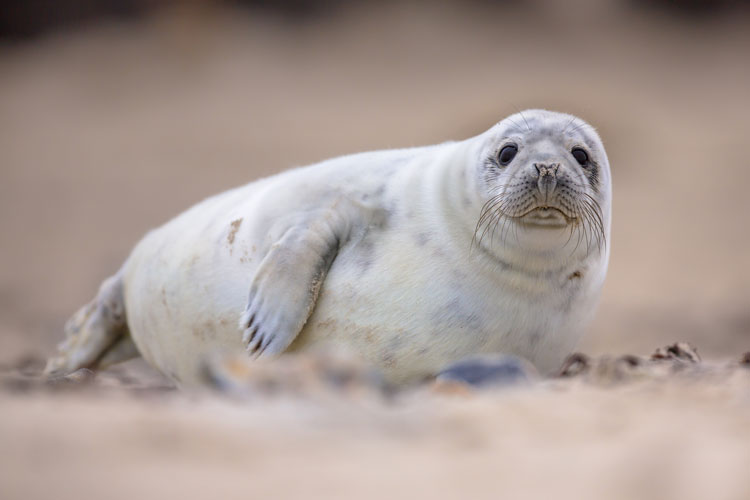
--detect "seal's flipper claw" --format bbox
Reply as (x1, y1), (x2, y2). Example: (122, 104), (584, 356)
(44, 273), (136, 377)
(240, 310), (258, 347)
(258, 333), (275, 356)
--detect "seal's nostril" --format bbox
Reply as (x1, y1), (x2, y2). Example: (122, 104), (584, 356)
(535, 163), (559, 178)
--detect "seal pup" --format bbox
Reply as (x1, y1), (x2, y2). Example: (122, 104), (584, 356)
(45, 109), (612, 387)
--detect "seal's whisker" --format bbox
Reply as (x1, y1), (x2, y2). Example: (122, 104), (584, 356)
(580, 202), (598, 256)
(474, 207), (494, 242)
(562, 116), (577, 134)
(484, 196), (505, 221)
(569, 121), (595, 134)
(580, 204), (593, 256)
(592, 209), (604, 252)
(486, 202), (501, 246)
(582, 209), (594, 255)
(505, 118), (523, 133)
(474, 196), (508, 250)
(580, 194), (606, 251)
(563, 217), (577, 249)
(474, 217), (493, 250)
(498, 202), (514, 247)
(473, 194), (504, 249)
(512, 214), (521, 245)
(490, 199), (514, 248)
(570, 205), (585, 256)
(583, 201), (605, 254)
(519, 110), (532, 132)
(582, 193), (606, 233)
(491, 212), (504, 247)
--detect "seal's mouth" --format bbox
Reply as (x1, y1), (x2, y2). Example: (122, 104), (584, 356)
(517, 206), (573, 227)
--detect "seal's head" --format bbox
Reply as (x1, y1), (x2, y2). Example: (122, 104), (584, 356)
(473, 109), (611, 261)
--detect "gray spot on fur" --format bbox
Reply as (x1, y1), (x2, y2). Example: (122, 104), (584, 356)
(415, 232), (431, 247)
(450, 268), (468, 282)
(352, 237), (376, 276)
(387, 335), (405, 351)
(432, 298), (483, 331)
(529, 331), (542, 348)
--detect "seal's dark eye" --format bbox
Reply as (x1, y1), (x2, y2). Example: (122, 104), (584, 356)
(572, 148), (589, 166)
(498, 145), (518, 166)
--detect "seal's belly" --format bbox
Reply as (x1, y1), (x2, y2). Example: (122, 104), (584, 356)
(292, 234), (585, 383)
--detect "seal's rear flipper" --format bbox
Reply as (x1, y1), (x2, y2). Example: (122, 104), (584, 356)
(44, 273), (139, 377)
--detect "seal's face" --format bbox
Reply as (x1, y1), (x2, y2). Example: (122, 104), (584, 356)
(474, 109), (610, 257)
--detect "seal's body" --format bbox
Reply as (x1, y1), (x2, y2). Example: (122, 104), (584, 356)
(46, 110), (612, 387)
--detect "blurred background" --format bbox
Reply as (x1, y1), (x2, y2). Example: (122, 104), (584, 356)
(1, 0), (749, 367)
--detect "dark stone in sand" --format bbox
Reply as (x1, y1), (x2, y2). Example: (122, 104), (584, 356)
(651, 342), (701, 363)
(436, 354), (536, 389)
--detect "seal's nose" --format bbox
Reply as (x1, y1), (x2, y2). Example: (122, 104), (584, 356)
(534, 163), (560, 201)
(534, 163), (560, 177)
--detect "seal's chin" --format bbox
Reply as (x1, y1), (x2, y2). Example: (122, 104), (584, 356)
(517, 207), (572, 228)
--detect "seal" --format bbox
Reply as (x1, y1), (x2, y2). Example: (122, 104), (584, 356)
(45, 109), (612, 387)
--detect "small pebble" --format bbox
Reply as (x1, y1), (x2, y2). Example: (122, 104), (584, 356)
(435, 354), (537, 389)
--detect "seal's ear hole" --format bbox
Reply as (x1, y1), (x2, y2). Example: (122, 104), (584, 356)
(571, 148), (589, 166)
(498, 144), (518, 166)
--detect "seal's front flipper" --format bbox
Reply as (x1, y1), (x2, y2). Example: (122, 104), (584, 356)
(44, 273), (138, 377)
(239, 199), (378, 358)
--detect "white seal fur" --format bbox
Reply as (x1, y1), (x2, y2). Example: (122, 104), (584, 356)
(45, 109), (612, 386)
